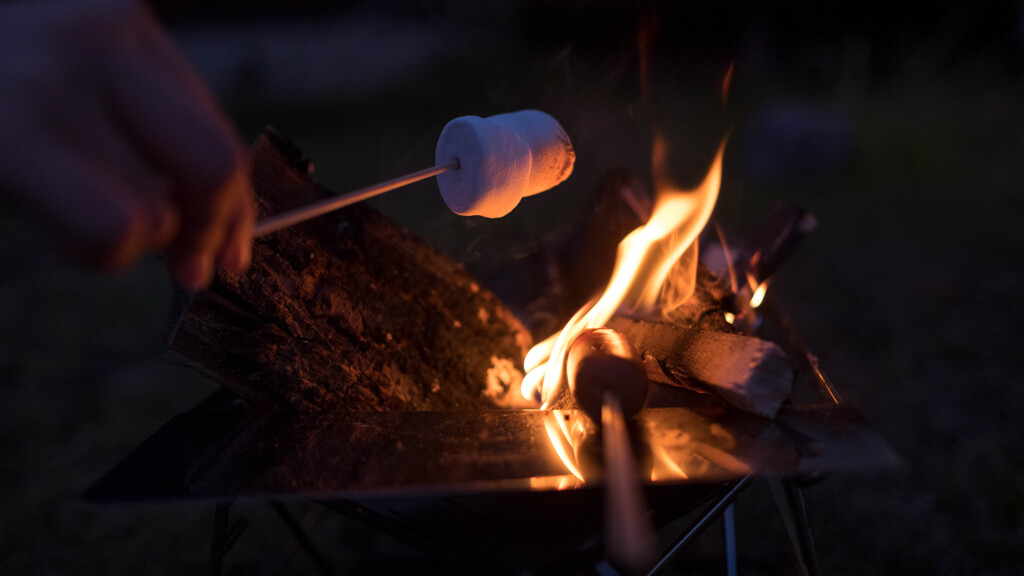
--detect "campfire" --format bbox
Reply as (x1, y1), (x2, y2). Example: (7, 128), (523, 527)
(522, 140), (725, 409)
(89, 121), (896, 575)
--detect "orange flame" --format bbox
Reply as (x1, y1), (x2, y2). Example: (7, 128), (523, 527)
(749, 280), (768, 308)
(543, 411), (586, 482)
(650, 439), (691, 481)
(522, 143), (725, 408)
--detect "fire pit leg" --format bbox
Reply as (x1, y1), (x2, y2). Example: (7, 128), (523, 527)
(209, 503), (230, 576)
(645, 476), (752, 576)
(724, 504), (737, 576)
(786, 480), (822, 576)
(768, 478), (822, 576)
(207, 501), (252, 576)
(270, 501), (333, 576)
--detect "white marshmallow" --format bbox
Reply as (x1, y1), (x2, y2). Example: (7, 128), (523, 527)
(487, 110), (575, 197)
(435, 110), (575, 218)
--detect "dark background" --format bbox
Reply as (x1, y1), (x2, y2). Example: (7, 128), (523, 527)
(1, 1), (1022, 573)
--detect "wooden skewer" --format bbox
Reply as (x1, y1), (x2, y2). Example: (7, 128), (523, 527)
(563, 328), (654, 568)
(252, 160), (459, 237)
(602, 392), (656, 572)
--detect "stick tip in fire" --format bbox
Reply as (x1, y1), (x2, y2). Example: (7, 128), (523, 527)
(567, 328), (649, 422)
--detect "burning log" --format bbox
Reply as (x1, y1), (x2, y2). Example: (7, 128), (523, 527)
(607, 317), (794, 419)
(164, 129), (532, 412)
(524, 146), (775, 415)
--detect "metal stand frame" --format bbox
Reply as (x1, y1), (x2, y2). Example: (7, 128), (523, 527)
(210, 501), (333, 576)
(207, 304), (837, 576)
(767, 477), (821, 576)
(645, 476), (752, 575)
(208, 476), (823, 576)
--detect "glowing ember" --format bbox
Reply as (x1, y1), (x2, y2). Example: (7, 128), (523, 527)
(749, 280), (768, 309)
(522, 143), (725, 408)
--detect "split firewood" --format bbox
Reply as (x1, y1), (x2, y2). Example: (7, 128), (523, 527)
(607, 317), (794, 419)
(531, 167), (758, 415)
(164, 129), (532, 412)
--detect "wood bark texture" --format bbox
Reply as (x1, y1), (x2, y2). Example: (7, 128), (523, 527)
(165, 129), (532, 412)
(607, 317), (794, 419)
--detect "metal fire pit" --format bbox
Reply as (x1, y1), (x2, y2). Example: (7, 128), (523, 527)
(84, 300), (897, 575)
(85, 194), (899, 575)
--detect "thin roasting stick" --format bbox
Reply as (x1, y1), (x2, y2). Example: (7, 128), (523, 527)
(602, 392), (656, 572)
(252, 160), (459, 237)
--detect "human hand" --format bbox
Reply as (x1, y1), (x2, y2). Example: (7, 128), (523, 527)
(0, 0), (253, 290)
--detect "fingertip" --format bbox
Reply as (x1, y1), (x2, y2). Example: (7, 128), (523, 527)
(152, 198), (181, 251)
(234, 217), (253, 271)
(82, 197), (158, 272)
(215, 239), (248, 274)
(215, 185), (255, 274)
(236, 191), (255, 270)
(171, 253), (213, 291)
